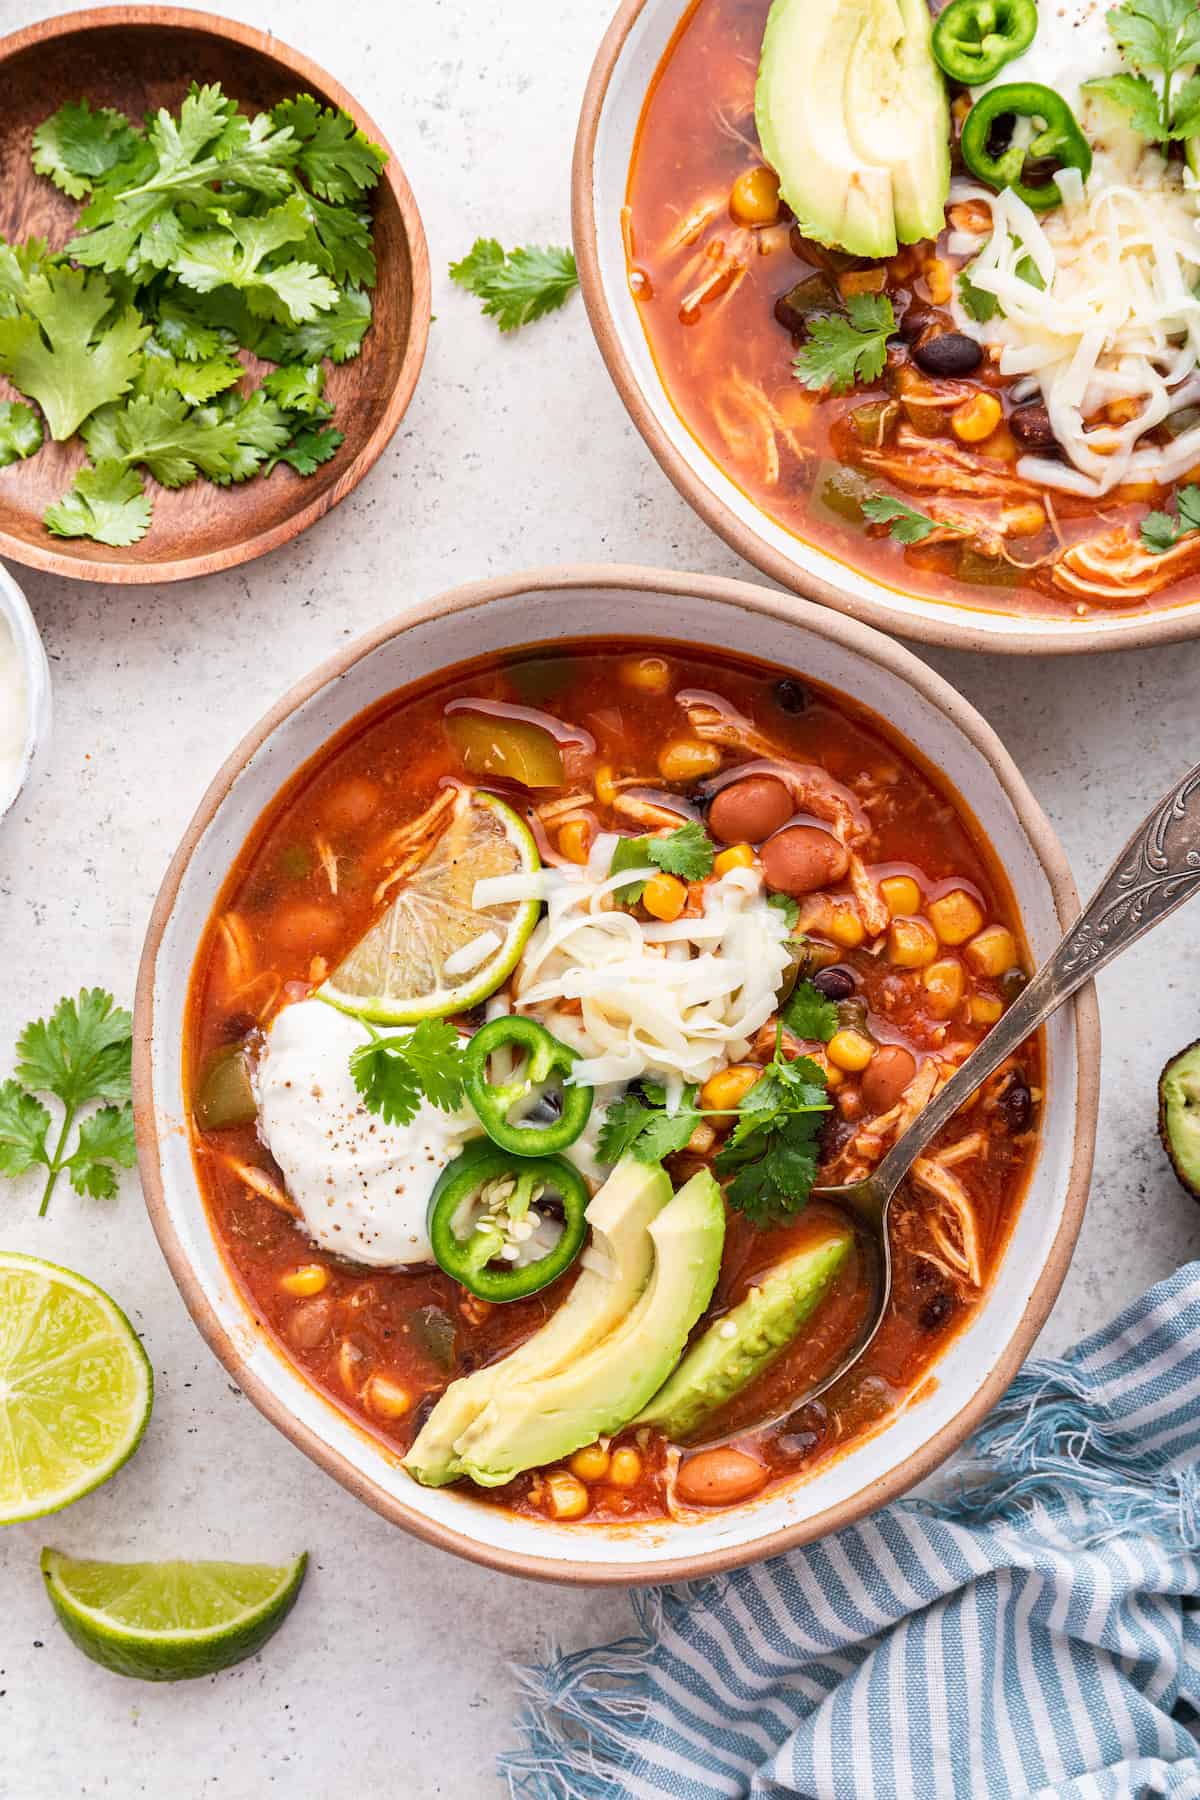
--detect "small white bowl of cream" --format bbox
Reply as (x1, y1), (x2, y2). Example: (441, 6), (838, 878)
(0, 563), (50, 823)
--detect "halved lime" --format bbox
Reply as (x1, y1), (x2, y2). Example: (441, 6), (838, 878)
(0, 1253), (152, 1526)
(320, 788), (542, 1024)
(41, 1548), (308, 1681)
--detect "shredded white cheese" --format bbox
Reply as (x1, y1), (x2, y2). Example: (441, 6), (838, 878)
(442, 929), (503, 977)
(953, 143), (1200, 496)
(512, 862), (791, 1097)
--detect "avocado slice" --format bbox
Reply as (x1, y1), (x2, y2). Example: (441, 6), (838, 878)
(633, 1224), (853, 1441)
(452, 1170), (726, 1489)
(755, 0), (950, 259)
(404, 1158), (672, 1487)
(1159, 1039), (1200, 1199)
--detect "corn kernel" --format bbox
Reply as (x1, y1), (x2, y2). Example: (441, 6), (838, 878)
(700, 1064), (760, 1113)
(1106, 396), (1141, 425)
(714, 843), (755, 876)
(687, 1120), (717, 1155)
(970, 995), (1004, 1025)
(838, 267), (888, 297)
(729, 165), (781, 227)
(545, 1472), (590, 1520)
(642, 871), (687, 922)
(620, 655), (672, 694)
(951, 392), (1003, 444)
(979, 424), (1018, 462)
(608, 1447), (643, 1488)
(363, 1374), (412, 1419)
(828, 908), (865, 948)
(557, 818), (592, 865)
(1000, 502), (1047, 539)
(657, 739), (723, 783)
(928, 889), (985, 946)
(594, 763), (617, 807)
(925, 257), (953, 304)
(881, 874), (921, 917)
(824, 1063), (844, 1088)
(887, 917), (937, 968)
(570, 1444), (611, 1482)
(280, 1264), (328, 1297)
(828, 1028), (875, 1072)
(924, 958), (965, 1017)
(965, 924), (1019, 977)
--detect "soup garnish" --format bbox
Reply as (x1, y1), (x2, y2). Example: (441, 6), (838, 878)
(187, 641), (1041, 1523)
(624, 0), (1200, 616)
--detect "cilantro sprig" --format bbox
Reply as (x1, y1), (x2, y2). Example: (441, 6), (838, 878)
(0, 990), (136, 1215)
(1140, 484), (1200, 553)
(780, 979), (839, 1043)
(349, 1018), (468, 1128)
(794, 294), (895, 396)
(1085, 0), (1200, 143)
(714, 1029), (832, 1226)
(609, 820), (715, 905)
(596, 1082), (703, 1165)
(450, 239), (579, 333)
(862, 492), (967, 546)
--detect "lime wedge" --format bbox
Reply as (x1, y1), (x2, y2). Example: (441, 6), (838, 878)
(0, 1253), (152, 1526)
(41, 1548), (308, 1682)
(320, 787), (542, 1024)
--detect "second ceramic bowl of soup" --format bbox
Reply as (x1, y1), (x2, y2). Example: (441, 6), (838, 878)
(135, 566), (1099, 1583)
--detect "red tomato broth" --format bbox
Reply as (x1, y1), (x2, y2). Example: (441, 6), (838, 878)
(186, 638), (1041, 1524)
(625, 0), (1200, 622)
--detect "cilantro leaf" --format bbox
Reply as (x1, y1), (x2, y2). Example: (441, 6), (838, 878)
(861, 492), (957, 545)
(153, 288), (236, 360)
(256, 286), (371, 364)
(713, 1038), (831, 1226)
(264, 423), (344, 477)
(174, 197), (337, 324)
(608, 821), (715, 903)
(0, 238), (49, 318)
(1084, 71), (1170, 139)
(596, 1085), (702, 1165)
(0, 401), (42, 466)
(958, 268), (1000, 323)
(1085, 0), (1200, 141)
(44, 461), (152, 547)
(794, 293), (895, 395)
(272, 96), (386, 203)
(81, 388), (290, 488)
(0, 267), (150, 440)
(350, 1019), (468, 1127)
(1140, 483), (1200, 552)
(767, 893), (801, 930)
(2, 990), (135, 1212)
(781, 979), (839, 1043)
(261, 362), (329, 415)
(32, 100), (139, 199)
(450, 239), (579, 333)
(66, 1103), (137, 1198)
(0, 1079), (51, 1176)
(156, 351), (245, 406)
(299, 192), (377, 289)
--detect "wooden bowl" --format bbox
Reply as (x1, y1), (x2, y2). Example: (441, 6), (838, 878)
(0, 6), (430, 584)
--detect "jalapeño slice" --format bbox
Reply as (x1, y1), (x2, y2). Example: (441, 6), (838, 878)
(427, 1143), (589, 1301)
(463, 1015), (593, 1155)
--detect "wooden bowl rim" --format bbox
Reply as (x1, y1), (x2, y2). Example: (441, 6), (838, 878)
(571, 0), (1200, 656)
(133, 562), (1102, 1586)
(0, 3), (431, 585)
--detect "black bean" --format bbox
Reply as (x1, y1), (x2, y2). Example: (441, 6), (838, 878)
(774, 678), (809, 714)
(899, 301), (938, 341)
(1000, 1074), (1034, 1135)
(1010, 404), (1057, 449)
(774, 293), (804, 335)
(913, 332), (983, 377)
(813, 965), (855, 1001)
(920, 1291), (956, 1332)
(998, 967), (1028, 1004)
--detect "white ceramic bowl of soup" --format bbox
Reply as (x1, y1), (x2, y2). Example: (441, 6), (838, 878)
(573, 0), (1200, 656)
(0, 562), (50, 824)
(135, 566), (1099, 1584)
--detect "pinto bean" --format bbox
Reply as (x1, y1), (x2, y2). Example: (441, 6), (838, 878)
(320, 776), (380, 831)
(1009, 404), (1057, 449)
(271, 902), (341, 954)
(761, 824), (849, 896)
(708, 775), (794, 845)
(287, 1295), (335, 1351)
(861, 1044), (917, 1114)
(676, 1448), (769, 1507)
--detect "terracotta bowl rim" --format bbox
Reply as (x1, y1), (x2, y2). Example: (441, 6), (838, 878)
(133, 562), (1101, 1585)
(0, 3), (431, 585)
(571, 0), (1200, 657)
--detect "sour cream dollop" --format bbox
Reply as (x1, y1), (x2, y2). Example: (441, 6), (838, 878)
(255, 999), (480, 1268)
(0, 612), (28, 811)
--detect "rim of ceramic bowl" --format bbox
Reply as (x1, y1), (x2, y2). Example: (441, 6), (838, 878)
(0, 562), (50, 820)
(134, 564), (1101, 1585)
(572, 0), (1200, 657)
(0, 5), (431, 585)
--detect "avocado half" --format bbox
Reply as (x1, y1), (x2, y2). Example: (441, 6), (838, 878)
(755, 0), (950, 259)
(1159, 1039), (1200, 1200)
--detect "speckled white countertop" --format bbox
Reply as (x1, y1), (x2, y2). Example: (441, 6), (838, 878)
(1, 2), (1198, 1795)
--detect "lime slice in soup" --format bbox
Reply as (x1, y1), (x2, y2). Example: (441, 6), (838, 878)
(320, 787), (541, 1024)
(0, 1253), (152, 1525)
(40, 1548), (308, 1682)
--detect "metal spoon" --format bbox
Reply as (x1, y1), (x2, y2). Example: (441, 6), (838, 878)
(791, 757), (1200, 1414)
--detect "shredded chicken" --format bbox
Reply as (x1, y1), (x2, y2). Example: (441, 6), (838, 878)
(1050, 524), (1200, 604)
(221, 1156), (299, 1218)
(535, 791), (594, 823)
(910, 1155), (984, 1288)
(859, 428), (1044, 501)
(372, 785), (461, 902)
(612, 791), (692, 830)
(315, 835), (339, 897)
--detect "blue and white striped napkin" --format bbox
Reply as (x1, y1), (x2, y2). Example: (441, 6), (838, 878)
(502, 1264), (1200, 1799)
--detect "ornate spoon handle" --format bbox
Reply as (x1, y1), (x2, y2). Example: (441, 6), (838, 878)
(869, 759), (1200, 1193)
